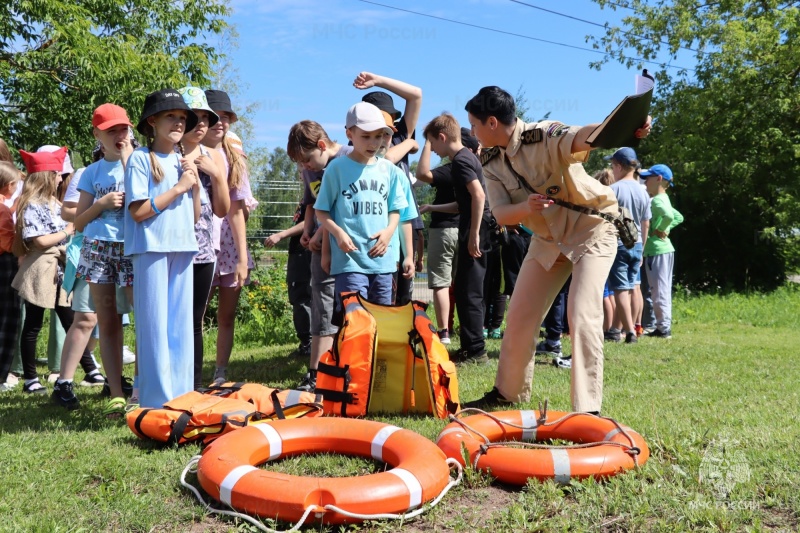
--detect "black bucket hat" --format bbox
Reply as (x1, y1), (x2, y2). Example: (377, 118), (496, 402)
(204, 89), (238, 122)
(362, 91), (401, 120)
(136, 88), (199, 137)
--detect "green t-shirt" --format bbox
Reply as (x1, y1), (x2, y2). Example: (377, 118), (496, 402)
(643, 193), (684, 257)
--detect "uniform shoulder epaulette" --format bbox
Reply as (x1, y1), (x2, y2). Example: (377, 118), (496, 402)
(480, 146), (500, 166)
(520, 128), (544, 145)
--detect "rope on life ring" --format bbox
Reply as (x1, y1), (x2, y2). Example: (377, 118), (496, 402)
(180, 418), (463, 529)
(436, 406), (649, 486)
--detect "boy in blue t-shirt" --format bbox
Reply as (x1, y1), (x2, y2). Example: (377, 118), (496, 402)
(314, 102), (408, 305)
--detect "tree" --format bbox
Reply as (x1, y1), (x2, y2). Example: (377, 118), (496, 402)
(1, 0), (229, 163)
(591, 1), (800, 291)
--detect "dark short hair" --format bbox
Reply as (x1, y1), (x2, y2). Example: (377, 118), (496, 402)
(465, 86), (516, 126)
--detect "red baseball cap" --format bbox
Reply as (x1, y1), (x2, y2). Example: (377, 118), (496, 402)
(92, 103), (133, 131)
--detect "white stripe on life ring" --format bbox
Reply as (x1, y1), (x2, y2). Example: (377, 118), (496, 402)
(387, 468), (423, 510)
(254, 424), (283, 460)
(520, 410), (538, 441)
(550, 449), (571, 484)
(220, 465), (257, 506)
(435, 426), (463, 444)
(371, 425), (401, 462)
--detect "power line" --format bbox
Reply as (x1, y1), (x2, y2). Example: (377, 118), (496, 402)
(354, 0), (693, 72)
(507, 0), (702, 54)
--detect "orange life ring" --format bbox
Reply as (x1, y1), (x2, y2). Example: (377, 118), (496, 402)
(436, 409), (649, 485)
(196, 417), (453, 525)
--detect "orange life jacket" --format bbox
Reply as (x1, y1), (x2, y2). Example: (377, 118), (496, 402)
(127, 382), (322, 445)
(316, 292), (460, 418)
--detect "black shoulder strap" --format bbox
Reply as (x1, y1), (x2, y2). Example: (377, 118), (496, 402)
(480, 146), (500, 166)
(520, 128), (543, 145)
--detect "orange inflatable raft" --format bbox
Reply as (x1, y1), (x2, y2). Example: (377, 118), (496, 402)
(190, 417), (459, 525)
(436, 409), (649, 485)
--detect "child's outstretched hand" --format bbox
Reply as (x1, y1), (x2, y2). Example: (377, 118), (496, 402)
(334, 229), (357, 254)
(367, 227), (392, 258)
(99, 191), (125, 211)
(353, 72), (379, 90)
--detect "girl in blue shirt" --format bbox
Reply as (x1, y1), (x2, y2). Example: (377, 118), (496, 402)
(124, 89), (201, 408)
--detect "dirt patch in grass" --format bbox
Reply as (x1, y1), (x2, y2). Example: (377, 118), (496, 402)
(761, 506), (798, 531)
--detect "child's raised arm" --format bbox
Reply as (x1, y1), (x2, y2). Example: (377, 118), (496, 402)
(353, 72), (422, 136)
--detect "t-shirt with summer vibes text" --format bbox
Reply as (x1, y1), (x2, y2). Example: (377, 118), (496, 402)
(314, 155), (408, 276)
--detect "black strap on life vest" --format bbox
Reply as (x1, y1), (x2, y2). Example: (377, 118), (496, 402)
(316, 362), (355, 416)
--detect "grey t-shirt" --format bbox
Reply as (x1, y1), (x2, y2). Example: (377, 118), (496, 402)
(610, 179), (651, 244)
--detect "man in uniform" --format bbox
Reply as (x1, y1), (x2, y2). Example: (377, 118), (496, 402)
(462, 86), (650, 414)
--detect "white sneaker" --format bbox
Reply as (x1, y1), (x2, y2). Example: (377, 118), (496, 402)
(5, 373), (19, 386)
(122, 346), (136, 365)
(47, 373), (60, 384)
(0, 382), (17, 392)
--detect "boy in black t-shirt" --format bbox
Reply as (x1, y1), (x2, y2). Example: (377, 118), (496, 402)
(422, 114), (491, 363)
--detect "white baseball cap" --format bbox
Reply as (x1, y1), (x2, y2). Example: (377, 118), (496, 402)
(345, 102), (393, 134)
(37, 144), (74, 174)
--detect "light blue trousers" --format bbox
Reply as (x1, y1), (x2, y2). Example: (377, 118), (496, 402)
(132, 252), (194, 408)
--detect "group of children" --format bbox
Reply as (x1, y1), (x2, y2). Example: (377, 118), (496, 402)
(1, 72), (683, 415)
(0, 87), (256, 417)
(597, 148), (683, 347)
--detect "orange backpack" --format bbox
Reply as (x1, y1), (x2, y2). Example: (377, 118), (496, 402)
(127, 382), (322, 445)
(316, 292), (460, 418)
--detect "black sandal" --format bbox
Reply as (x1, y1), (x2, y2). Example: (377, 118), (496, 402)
(22, 378), (48, 395)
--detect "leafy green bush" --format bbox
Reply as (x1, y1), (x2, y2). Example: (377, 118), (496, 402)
(237, 255), (295, 347)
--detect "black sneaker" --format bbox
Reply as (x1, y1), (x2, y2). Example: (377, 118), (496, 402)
(101, 376), (134, 398)
(296, 370), (317, 392)
(625, 331), (638, 344)
(604, 329), (622, 342)
(451, 348), (489, 365)
(462, 387), (512, 409)
(646, 328), (672, 339)
(437, 329), (451, 345)
(535, 339), (562, 355)
(294, 341), (311, 358)
(52, 380), (80, 410)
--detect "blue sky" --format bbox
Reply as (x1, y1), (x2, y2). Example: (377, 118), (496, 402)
(225, 0), (695, 155)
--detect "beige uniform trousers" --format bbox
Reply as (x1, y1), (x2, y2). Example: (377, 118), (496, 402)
(494, 229), (617, 412)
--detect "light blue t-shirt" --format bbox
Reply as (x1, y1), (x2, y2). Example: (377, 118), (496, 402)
(610, 178), (651, 245)
(124, 148), (200, 255)
(78, 159), (125, 242)
(314, 155), (408, 275)
(382, 158), (419, 261)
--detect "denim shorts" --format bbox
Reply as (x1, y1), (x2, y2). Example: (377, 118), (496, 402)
(334, 272), (393, 306)
(607, 243), (643, 291)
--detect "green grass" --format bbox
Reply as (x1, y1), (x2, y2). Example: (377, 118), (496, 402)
(1, 287), (799, 532)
